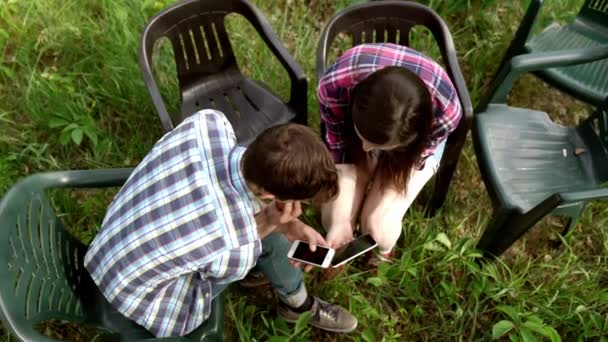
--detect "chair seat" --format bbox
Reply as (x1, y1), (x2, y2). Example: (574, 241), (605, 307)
(81, 269), (223, 341)
(181, 74), (295, 146)
(526, 22), (608, 105)
(474, 104), (597, 213)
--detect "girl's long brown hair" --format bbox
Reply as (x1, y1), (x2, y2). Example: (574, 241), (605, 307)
(350, 66), (434, 191)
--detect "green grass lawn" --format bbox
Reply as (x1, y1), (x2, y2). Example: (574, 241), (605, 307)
(1, 0), (607, 341)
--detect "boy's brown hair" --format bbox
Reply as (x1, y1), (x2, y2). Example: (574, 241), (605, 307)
(242, 123), (338, 202)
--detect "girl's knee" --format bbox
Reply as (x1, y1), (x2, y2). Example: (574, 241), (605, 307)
(361, 210), (403, 249)
(361, 211), (383, 238)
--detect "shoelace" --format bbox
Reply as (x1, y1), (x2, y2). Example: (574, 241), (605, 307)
(316, 300), (340, 322)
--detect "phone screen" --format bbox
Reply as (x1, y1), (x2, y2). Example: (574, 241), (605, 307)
(332, 234), (377, 266)
(292, 243), (330, 265)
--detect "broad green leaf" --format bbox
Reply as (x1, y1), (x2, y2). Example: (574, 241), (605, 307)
(83, 126), (99, 146)
(71, 129), (83, 145)
(406, 267), (418, 277)
(294, 311), (312, 334)
(545, 328), (562, 342)
(435, 233), (452, 249)
(492, 320), (515, 339)
(522, 321), (546, 334)
(523, 321), (561, 342)
(59, 131), (72, 145)
(377, 262), (391, 276)
(509, 334), (521, 342)
(455, 307), (464, 319)
(526, 315), (543, 324)
(293, 337), (310, 342)
(423, 241), (445, 252)
(361, 329), (376, 342)
(519, 326), (537, 342)
(48, 118), (68, 128)
(496, 305), (519, 321)
(367, 277), (384, 287)
(273, 317), (290, 336)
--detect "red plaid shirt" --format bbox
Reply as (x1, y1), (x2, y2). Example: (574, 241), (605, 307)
(318, 43), (462, 163)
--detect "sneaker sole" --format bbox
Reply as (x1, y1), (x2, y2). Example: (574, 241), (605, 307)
(280, 315), (358, 333)
(238, 279), (271, 288)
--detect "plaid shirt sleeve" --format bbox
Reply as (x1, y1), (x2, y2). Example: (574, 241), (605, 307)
(318, 43), (462, 163)
(317, 73), (351, 163)
(419, 59), (462, 158)
(84, 110), (261, 337)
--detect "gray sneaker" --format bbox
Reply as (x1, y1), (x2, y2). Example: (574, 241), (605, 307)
(277, 297), (358, 333)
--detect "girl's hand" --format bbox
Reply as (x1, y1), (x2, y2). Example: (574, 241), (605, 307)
(325, 223), (354, 249)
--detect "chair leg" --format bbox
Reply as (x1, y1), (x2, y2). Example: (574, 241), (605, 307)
(551, 204), (584, 248)
(548, 217), (576, 249)
(486, 210), (558, 259)
(476, 208), (514, 258)
(426, 160), (457, 217)
(560, 217), (577, 237)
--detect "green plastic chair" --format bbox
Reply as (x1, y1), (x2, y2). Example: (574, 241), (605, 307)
(0, 169), (225, 341)
(473, 44), (608, 258)
(317, 1), (473, 216)
(487, 0), (608, 109)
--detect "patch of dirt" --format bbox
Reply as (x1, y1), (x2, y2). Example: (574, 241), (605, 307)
(502, 215), (568, 262)
(36, 319), (114, 342)
(508, 74), (593, 126)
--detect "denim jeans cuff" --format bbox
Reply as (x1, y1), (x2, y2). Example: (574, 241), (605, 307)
(277, 282), (307, 308)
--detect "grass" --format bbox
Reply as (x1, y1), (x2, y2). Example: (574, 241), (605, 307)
(1, 0), (607, 341)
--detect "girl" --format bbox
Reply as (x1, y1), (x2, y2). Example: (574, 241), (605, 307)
(318, 43), (462, 264)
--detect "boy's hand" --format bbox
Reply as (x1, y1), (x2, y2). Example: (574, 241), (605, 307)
(263, 200), (302, 227)
(280, 219), (327, 273)
(274, 200), (302, 220)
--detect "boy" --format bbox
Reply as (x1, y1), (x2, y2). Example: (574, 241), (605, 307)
(84, 109), (357, 337)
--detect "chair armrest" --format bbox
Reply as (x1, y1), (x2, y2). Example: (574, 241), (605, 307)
(430, 12), (474, 132)
(139, 21), (174, 132)
(489, 45), (608, 104)
(15, 168), (135, 191)
(559, 188), (608, 203)
(238, 2), (308, 123)
(522, 187), (608, 223)
(498, 0), (544, 70)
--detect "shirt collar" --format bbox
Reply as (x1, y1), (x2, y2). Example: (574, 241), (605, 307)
(228, 146), (260, 208)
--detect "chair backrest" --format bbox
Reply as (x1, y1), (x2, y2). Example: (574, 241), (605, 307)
(578, 100), (608, 183)
(0, 178), (87, 340)
(578, 0), (608, 29)
(141, 0), (252, 96)
(317, 1), (463, 86)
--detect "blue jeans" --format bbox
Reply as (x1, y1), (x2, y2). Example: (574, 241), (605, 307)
(212, 233), (307, 306)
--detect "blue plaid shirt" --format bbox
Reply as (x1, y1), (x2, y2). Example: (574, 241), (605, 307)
(84, 110), (262, 337)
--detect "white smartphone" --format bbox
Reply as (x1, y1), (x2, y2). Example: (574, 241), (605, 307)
(287, 240), (335, 269)
(331, 234), (378, 268)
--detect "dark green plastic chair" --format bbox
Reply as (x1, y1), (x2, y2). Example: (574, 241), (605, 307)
(473, 44), (608, 258)
(487, 0), (608, 109)
(317, 0), (473, 216)
(0, 169), (225, 341)
(140, 0), (307, 146)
